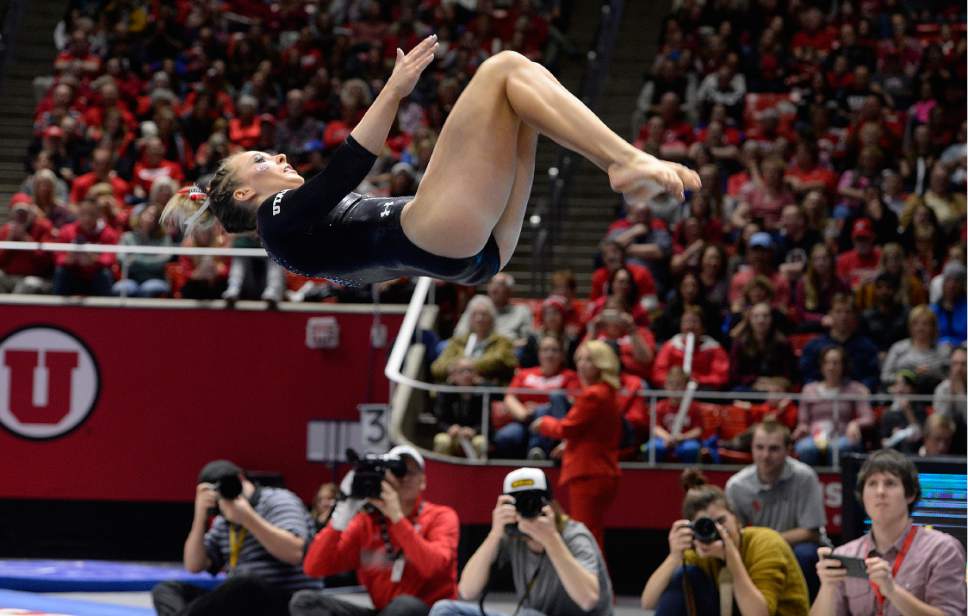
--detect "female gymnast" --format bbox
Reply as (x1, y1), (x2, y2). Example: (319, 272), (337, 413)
(163, 35), (700, 286)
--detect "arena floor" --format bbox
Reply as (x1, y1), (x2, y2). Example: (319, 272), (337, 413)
(46, 590), (652, 615)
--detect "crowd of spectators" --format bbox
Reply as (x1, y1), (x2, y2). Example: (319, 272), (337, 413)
(0, 0), (563, 301)
(427, 0), (967, 466)
(1, 0), (965, 465)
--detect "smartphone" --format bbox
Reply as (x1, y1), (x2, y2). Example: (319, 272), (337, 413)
(826, 554), (868, 579)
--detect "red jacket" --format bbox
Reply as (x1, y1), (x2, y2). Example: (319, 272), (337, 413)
(538, 382), (621, 484)
(303, 499), (458, 610)
(0, 217), (55, 276)
(652, 334), (730, 389)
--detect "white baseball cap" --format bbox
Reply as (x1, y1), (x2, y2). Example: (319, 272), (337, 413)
(503, 467), (548, 494)
(388, 445), (425, 471)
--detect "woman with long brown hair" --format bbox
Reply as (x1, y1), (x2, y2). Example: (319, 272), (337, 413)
(642, 469), (809, 615)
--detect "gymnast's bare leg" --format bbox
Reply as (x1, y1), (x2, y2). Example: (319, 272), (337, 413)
(401, 50), (700, 265)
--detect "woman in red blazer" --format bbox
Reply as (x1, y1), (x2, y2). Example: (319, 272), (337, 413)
(532, 339), (622, 550)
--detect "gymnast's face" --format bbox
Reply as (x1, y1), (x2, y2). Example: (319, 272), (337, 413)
(230, 151), (304, 204)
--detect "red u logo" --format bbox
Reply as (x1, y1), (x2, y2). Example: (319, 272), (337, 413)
(0, 326), (98, 440)
(4, 350), (79, 424)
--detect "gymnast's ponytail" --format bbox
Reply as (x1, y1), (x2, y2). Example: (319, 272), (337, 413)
(161, 185), (216, 234)
(160, 159), (258, 234)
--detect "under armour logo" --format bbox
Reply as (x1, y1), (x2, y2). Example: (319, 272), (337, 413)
(272, 189), (291, 216)
(380, 203), (392, 218)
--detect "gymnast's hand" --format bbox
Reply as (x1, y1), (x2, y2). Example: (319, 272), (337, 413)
(386, 34), (439, 99)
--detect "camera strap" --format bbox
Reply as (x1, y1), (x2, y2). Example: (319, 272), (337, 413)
(228, 526), (247, 571)
(377, 502), (424, 571)
(868, 525), (917, 616)
(511, 552), (545, 616)
(226, 487), (261, 571)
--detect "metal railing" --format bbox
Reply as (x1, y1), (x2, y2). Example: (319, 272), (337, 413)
(0, 239), (270, 298)
(385, 276), (966, 468)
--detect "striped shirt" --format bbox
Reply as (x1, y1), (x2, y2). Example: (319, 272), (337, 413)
(203, 486), (321, 591)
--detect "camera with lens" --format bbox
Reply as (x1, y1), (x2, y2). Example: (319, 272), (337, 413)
(213, 474), (242, 500)
(689, 517), (721, 544)
(205, 472), (243, 517)
(505, 490), (550, 537)
(502, 468), (552, 536)
(513, 490), (549, 519)
(345, 448), (408, 499)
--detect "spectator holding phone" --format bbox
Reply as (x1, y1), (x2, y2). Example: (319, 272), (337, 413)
(813, 449), (966, 616)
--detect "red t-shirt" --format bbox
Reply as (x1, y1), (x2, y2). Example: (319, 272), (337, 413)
(792, 28), (837, 53)
(592, 327), (657, 379)
(507, 367), (580, 405)
(70, 173), (131, 205)
(785, 164), (838, 195)
(836, 248), (881, 289)
(55, 221), (119, 275)
(132, 160), (184, 194)
(229, 117), (262, 149)
(589, 263), (656, 301)
(0, 217), (55, 276)
(652, 334), (730, 389)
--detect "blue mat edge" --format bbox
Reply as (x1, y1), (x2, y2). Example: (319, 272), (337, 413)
(0, 576), (221, 592)
(0, 588), (154, 615)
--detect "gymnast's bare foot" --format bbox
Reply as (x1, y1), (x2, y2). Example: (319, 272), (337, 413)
(608, 153), (701, 204)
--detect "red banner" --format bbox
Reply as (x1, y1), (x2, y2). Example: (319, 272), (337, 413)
(0, 302), (404, 503)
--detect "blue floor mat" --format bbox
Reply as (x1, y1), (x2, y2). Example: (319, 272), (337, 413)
(0, 589), (153, 615)
(0, 560), (223, 592)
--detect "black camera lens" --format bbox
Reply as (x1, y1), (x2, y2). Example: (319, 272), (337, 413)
(690, 517), (721, 544)
(214, 475), (242, 500)
(513, 491), (548, 519)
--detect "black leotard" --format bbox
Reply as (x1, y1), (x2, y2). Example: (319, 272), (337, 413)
(256, 136), (500, 287)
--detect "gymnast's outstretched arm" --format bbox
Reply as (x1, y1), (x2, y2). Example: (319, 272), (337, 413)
(350, 35), (438, 155)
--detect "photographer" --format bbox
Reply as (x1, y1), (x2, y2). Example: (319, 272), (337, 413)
(641, 469), (809, 616)
(151, 460), (319, 616)
(292, 446), (458, 616)
(812, 450), (966, 616)
(429, 468), (612, 616)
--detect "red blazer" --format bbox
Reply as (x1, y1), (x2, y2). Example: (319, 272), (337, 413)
(538, 382), (621, 484)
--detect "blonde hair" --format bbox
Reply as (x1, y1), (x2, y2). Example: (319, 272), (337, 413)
(160, 185), (216, 233)
(908, 304), (938, 343)
(160, 157), (258, 234)
(578, 340), (621, 389)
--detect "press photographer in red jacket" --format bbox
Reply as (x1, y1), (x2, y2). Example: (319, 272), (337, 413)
(293, 446), (458, 616)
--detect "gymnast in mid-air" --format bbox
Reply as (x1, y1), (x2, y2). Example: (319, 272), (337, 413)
(163, 35), (700, 286)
